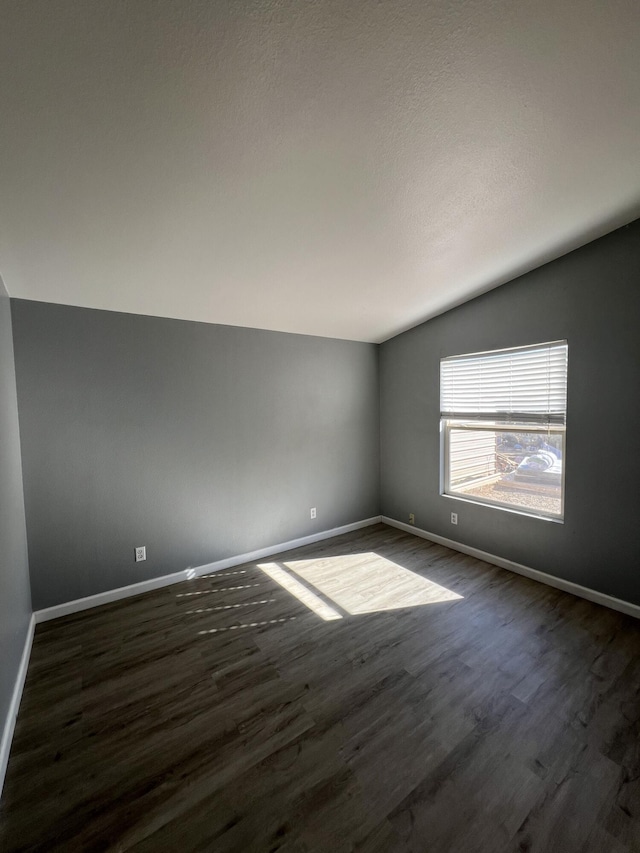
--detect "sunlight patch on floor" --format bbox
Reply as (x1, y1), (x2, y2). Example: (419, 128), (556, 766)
(176, 584), (261, 597)
(198, 616), (297, 635)
(186, 599), (276, 614)
(282, 552), (462, 615)
(258, 562), (343, 620)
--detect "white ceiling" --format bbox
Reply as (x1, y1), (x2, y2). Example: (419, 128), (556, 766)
(1, 1), (639, 343)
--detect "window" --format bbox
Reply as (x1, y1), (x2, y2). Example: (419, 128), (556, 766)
(440, 341), (568, 520)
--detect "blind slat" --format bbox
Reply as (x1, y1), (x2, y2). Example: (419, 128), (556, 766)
(441, 341), (568, 421)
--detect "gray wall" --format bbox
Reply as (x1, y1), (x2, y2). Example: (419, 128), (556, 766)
(11, 302), (380, 610)
(380, 219), (640, 605)
(0, 279), (31, 741)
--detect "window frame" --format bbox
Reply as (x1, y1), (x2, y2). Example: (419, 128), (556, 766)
(440, 341), (568, 522)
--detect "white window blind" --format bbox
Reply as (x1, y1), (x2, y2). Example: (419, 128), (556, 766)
(440, 341), (568, 424)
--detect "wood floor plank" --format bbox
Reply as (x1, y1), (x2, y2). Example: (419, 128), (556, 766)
(2, 523), (640, 852)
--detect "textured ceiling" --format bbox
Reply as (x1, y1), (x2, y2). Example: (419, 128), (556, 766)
(1, 0), (639, 343)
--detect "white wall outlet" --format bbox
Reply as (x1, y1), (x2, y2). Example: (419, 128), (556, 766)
(450, 512), (458, 525)
(310, 507), (317, 519)
(409, 513), (415, 525)
(135, 546), (146, 562)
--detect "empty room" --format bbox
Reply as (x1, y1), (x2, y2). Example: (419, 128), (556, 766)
(1, 1), (640, 851)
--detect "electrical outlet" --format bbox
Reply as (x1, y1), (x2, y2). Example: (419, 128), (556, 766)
(310, 507), (317, 519)
(135, 546), (146, 562)
(450, 512), (458, 525)
(409, 513), (415, 525)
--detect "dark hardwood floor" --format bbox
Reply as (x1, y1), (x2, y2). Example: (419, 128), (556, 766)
(2, 523), (640, 852)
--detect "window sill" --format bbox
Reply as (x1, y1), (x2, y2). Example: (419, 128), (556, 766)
(441, 492), (564, 524)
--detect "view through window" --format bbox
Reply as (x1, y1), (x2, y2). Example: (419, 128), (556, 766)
(440, 341), (568, 519)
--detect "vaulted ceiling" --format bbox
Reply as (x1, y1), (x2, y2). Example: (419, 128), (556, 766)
(1, 0), (639, 342)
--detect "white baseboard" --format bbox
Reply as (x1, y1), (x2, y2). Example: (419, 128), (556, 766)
(0, 614), (35, 802)
(382, 516), (640, 620)
(34, 516), (382, 624)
